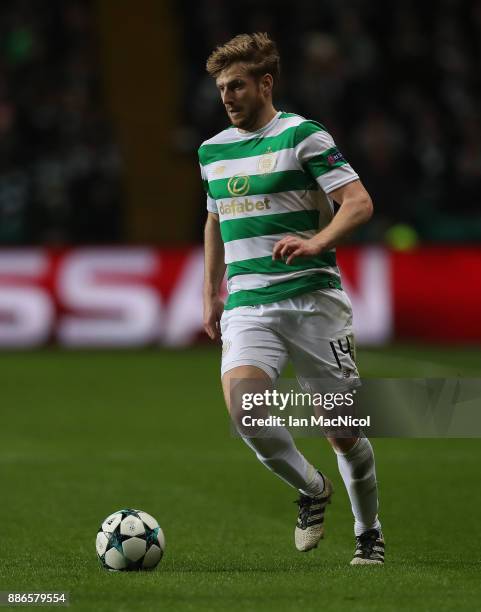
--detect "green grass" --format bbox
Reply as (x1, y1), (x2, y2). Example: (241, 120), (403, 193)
(1, 345), (481, 611)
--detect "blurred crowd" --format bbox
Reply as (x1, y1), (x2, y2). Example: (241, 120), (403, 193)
(179, 0), (481, 243)
(2, 0), (481, 245)
(0, 0), (123, 244)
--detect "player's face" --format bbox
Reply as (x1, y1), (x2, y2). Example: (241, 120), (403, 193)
(216, 63), (267, 131)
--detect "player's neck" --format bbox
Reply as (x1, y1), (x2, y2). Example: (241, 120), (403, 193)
(239, 105), (278, 133)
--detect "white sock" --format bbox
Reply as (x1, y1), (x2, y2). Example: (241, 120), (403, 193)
(336, 437), (381, 536)
(242, 425), (324, 497)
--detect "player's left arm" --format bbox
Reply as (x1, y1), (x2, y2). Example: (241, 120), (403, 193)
(272, 180), (373, 265)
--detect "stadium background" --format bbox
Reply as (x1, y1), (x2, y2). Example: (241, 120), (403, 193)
(1, 1), (480, 611)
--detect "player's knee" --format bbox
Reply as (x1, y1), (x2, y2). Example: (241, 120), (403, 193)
(222, 365), (272, 431)
(221, 365), (272, 413)
(327, 436), (359, 453)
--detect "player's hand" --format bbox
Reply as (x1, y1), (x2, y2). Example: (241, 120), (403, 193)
(272, 235), (326, 265)
(203, 296), (224, 341)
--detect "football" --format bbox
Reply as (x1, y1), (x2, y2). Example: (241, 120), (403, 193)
(96, 508), (165, 571)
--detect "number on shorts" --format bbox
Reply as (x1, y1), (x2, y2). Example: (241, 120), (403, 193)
(329, 336), (355, 370)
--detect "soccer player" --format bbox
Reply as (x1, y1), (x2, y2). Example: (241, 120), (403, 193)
(200, 33), (384, 565)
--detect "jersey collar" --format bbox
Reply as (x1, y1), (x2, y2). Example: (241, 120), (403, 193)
(235, 111), (282, 139)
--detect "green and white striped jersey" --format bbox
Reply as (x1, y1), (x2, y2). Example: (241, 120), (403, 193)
(198, 111), (359, 310)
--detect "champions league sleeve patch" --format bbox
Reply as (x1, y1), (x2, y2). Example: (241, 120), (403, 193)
(326, 149), (345, 165)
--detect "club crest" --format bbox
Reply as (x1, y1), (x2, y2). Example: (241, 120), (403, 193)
(257, 147), (277, 174)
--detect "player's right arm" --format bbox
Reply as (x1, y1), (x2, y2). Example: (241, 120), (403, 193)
(203, 212), (225, 341)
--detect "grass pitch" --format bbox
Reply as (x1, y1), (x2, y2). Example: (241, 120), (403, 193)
(1, 345), (480, 611)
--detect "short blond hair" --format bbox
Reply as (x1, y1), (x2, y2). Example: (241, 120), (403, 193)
(206, 32), (280, 85)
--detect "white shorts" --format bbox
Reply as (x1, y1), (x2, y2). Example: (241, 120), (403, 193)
(220, 288), (359, 387)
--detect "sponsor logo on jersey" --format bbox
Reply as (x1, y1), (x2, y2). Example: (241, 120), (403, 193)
(227, 174), (250, 196)
(327, 149), (345, 165)
(219, 197), (271, 216)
